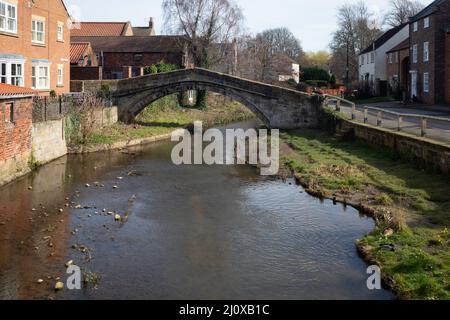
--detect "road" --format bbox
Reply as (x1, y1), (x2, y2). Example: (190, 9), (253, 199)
(333, 101), (450, 144)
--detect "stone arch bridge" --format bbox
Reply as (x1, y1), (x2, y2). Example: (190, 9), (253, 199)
(79, 68), (323, 129)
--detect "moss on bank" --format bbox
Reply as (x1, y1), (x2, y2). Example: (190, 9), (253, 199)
(75, 94), (254, 147)
(281, 129), (450, 300)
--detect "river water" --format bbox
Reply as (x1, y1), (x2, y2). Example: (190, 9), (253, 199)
(0, 121), (393, 300)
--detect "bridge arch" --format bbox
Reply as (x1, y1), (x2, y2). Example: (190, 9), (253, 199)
(110, 68), (322, 129)
(121, 81), (272, 126)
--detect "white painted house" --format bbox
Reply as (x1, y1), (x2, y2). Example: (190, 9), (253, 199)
(358, 23), (409, 95)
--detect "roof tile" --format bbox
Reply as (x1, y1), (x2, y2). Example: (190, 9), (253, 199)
(71, 22), (128, 37)
(0, 83), (36, 97)
(70, 42), (90, 64)
(71, 36), (186, 53)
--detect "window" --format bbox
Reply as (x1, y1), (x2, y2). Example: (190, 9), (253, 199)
(361, 55), (365, 65)
(366, 54), (369, 64)
(0, 1), (17, 33)
(32, 63), (50, 89)
(0, 59), (24, 86)
(57, 64), (63, 86)
(371, 52), (375, 63)
(32, 18), (45, 44)
(412, 44), (418, 63)
(423, 42), (429, 62)
(423, 73), (429, 93)
(0, 62), (6, 83)
(424, 17), (430, 28)
(10, 63), (22, 86)
(413, 22), (418, 32)
(57, 22), (64, 42)
(5, 102), (14, 123)
(389, 53), (393, 64)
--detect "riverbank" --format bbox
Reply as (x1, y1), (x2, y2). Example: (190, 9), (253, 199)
(68, 94), (254, 153)
(280, 129), (450, 300)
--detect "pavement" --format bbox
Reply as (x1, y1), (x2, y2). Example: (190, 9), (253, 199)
(332, 100), (450, 144)
(356, 101), (450, 119)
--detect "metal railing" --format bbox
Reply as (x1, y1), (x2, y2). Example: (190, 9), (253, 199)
(322, 94), (450, 142)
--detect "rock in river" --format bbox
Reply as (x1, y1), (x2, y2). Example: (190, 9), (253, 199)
(54, 282), (64, 291)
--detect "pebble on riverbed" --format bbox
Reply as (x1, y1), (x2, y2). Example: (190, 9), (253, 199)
(54, 282), (64, 291)
(65, 260), (74, 268)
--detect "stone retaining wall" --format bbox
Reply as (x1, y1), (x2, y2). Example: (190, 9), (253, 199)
(31, 119), (67, 166)
(339, 119), (450, 174)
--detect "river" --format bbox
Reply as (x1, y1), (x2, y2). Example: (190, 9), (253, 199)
(0, 121), (393, 300)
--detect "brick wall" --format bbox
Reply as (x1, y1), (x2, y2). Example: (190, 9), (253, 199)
(433, 1), (450, 104)
(409, 1), (450, 104)
(409, 15), (436, 104)
(446, 33), (450, 104)
(71, 66), (103, 80)
(386, 48), (410, 96)
(102, 52), (183, 79)
(0, 97), (33, 185)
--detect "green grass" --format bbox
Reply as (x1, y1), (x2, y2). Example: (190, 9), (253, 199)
(282, 129), (450, 300)
(81, 94), (254, 147)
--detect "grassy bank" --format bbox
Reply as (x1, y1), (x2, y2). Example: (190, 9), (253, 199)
(281, 129), (450, 300)
(75, 94), (254, 147)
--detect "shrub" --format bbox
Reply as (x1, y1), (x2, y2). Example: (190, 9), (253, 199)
(144, 65), (158, 75)
(301, 67), (332, 84)
(144, 60), (179, 75)
(97, 83), (111, 100)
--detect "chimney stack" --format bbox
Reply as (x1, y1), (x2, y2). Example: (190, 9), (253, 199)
(149, 17), (154, 29)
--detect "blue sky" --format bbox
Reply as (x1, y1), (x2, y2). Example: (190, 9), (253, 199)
(64, 0), (434, 52)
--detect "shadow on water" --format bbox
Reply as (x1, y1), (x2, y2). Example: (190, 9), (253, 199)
(0, 121), (394, 300)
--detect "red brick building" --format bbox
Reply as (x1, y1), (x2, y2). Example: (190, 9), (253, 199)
(386, 38), (410, 99)
(0, 0), (71, 95)
(409, 0), (450, 104)
(70, 21), (189, 80)
(70, 42), (102, 80)
(71, 35), (190, 80)
(0, 83), (35, 185)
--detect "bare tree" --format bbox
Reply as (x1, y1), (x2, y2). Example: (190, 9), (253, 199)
(384, 0), (425, 27)
(162, 0), (243, 68)
(162, 0), (243, 107)
(329, 1), (381, 87)
(240, 28), (303, 82)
